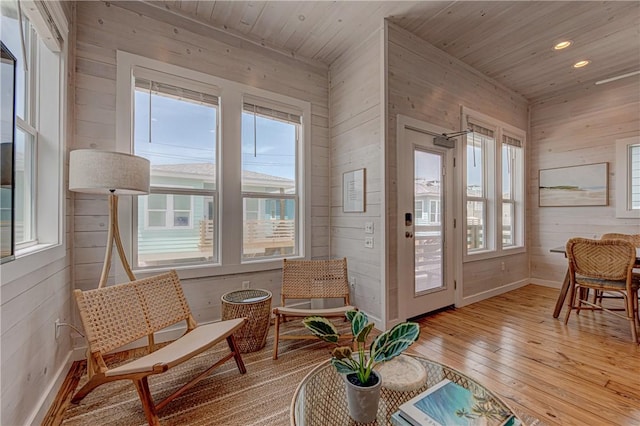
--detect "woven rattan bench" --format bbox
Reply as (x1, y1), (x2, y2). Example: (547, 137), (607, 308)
(71, 270), (247, 426)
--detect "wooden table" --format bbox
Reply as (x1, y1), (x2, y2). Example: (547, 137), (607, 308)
(550, 246), (640, 318)
(290, 354), (524, 425)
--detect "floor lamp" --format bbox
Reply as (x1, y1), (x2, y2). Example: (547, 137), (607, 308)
(69, 149), (150, 288)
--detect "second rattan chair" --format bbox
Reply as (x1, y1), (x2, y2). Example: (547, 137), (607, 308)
(564, 237), (639, 343)
(272, 258), (356, 359)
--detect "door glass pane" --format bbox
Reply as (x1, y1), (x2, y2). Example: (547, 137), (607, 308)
(414, 150), (443, 293)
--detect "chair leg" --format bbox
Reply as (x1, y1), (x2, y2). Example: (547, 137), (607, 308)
(273, 314), (281, 360)
(627, 290), (639, 343)
(71, 373), (109, 404)
(564, 283), (577, 325)
(133, 377), (160, 426)
(226, 335), (247, 374)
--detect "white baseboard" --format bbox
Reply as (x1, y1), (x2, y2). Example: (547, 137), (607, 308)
(457, 278), (530, 308)
(529, 278), (562, 289)
(28, 350), (74, 426)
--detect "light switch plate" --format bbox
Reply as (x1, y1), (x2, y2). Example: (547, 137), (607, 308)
(364, 237), (374, 248)
(364, 222), (374, 234)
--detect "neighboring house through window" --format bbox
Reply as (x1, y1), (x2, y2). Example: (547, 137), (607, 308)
(117, 52), (310, 276)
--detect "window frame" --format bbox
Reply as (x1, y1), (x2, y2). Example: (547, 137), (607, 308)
(615, 136), (640, 218)
(116, 51), (311, 280)
(0, 3), (67, 283)
(462, 107), (526, 262)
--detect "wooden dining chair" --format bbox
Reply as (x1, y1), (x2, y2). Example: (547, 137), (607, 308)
(272, 258), (356, 359)
(601, 233), (640, 247)
(565, 237), (639, 343)
(598, 233), (640, 304)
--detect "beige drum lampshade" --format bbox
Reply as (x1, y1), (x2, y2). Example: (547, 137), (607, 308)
(69, 149), (150, 194)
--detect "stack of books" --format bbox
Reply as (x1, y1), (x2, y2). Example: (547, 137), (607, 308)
(391, 379), (521, 426)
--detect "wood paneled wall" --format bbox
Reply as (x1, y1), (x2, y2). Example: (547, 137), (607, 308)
(386, 23), (530, 315)
(72, 2), (329, 321)
(329, 28), (385, 323)
(529, 78), (640, 285)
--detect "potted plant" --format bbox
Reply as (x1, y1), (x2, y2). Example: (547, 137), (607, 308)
(303, 310), (420, 423)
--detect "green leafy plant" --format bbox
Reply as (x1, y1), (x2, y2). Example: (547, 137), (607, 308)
(303, 310), (420, 385)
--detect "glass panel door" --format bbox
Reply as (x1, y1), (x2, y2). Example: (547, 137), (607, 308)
(414, 150), (443, 294)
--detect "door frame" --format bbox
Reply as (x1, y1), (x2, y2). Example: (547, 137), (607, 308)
(396, 115), (461, 320)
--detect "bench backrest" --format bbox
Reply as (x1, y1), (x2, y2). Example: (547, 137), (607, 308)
(75, 270), (193, 355)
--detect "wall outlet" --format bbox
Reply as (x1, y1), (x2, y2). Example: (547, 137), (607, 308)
(349, 277), (356, 288)
(364, 222), (374, 234)
(242, 281), (250, 289)
(501, 262), (505, 272)
(364, 237), (374, 248)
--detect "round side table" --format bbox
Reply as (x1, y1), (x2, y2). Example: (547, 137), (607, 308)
(221, 288), (272, 353)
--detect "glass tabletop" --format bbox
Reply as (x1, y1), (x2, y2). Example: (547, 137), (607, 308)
(291, 354), (521, 426)
(221, 289), (271, 304)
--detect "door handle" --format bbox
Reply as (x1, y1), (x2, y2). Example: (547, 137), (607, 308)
(405, 231), (413, 238)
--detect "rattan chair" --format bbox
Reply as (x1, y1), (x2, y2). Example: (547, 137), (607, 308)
(272, 258), (355, 359)
(601, 233), (640, 247)
(598, 233), (640, 303)
(564, 237), (639, 343)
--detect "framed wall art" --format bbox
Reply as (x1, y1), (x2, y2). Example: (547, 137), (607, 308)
(343, 168), (365, 213)
(538, 162), (608, 207)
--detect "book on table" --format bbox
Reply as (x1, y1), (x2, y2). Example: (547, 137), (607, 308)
(396, 379), (519, 426)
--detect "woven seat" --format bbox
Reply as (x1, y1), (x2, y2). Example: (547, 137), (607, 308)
(72, 270), (248, 425)
(272, 258), (355, 359)
(564, 238), (639, 343)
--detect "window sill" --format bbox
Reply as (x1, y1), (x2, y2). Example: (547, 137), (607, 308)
(131, 255), (306, 281)
(463, 246), (526, 263)
(1, 242), (66, 285)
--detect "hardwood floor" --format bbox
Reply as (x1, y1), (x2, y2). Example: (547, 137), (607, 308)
(409, 285), (640, 426)
(46, 284), (639, 425)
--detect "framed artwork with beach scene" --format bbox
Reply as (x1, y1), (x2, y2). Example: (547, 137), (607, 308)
(538, 162), (608, 207)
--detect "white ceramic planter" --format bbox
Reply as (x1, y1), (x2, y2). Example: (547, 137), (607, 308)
(343, 370), (382, 423)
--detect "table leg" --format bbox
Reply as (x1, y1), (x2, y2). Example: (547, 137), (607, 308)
(553, 269), (571, 318)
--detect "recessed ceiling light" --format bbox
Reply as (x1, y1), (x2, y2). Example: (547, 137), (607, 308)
(554, 41), (572, 50)
(573, 60), (590, 68)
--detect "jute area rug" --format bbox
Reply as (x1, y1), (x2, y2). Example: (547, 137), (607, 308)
(59, 321), (343, 426)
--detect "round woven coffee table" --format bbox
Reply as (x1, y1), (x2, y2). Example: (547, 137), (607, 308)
(221, 289), (272, 353)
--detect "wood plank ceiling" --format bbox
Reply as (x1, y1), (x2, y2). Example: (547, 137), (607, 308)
(150, 1), (640, 101)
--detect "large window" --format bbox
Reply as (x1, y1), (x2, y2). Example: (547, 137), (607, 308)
(0, 2), (65, 272)
(464, 109), (525, 258)
(118, 52), (309, 275)
(133, 70), (218, 268)
(615, 137), (640, 218)
(241, 100), (299, 260)
(2, 6), (37, 248)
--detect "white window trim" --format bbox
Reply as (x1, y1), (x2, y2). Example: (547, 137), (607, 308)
(462, 107), (526, 262)
(615, 136), (640, 218)
(1, 5), (67, 284)
(116, 51), (311, 280)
